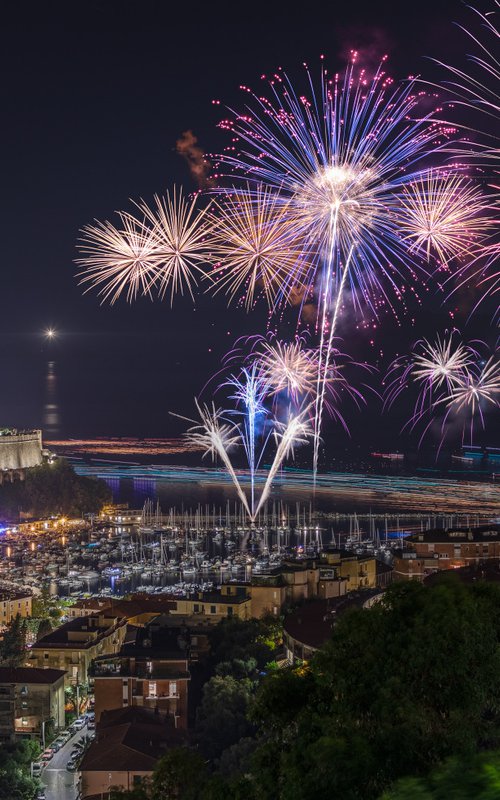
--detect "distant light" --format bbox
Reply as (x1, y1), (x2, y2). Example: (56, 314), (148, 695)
(45, 328), (56, 339)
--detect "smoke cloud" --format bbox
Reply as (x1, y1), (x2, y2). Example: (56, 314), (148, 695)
(175, 130), (214, 188)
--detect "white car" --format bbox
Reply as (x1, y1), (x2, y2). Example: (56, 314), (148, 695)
(72, 717), (86, 730)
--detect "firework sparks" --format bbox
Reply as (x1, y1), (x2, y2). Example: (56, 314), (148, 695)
(214, 56), (450, 478)
(385, 334), (499, 451)
(256, 337), (319, 401)
(397, 172), (491, 265)
(77, 188), (212, 305)
(253, 408), (314, 518)
(208, 185), (308, 310)
(76, 213), (160, 305)
(180, 400), (251, 517)
(133, 189), (213, 303)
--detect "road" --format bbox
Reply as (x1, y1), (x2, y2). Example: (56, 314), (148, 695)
(40, 726), (89, 800)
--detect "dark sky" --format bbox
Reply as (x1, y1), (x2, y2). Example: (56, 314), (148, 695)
(0, 0), (496, 454)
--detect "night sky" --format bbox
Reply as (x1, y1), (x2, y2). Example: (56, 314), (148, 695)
(0, 0), (496, 456)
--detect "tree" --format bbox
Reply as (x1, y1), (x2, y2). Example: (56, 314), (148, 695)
(152, 748), (207, 799)
(195, 676), (256, 762)
(249, 579), (500, 800)
(0, 458), (111, 519)
(0, 614), (27, 667)
(382, 749), (500, 799)
(208, 617), (278, 676)
(0, 740), (40, 800)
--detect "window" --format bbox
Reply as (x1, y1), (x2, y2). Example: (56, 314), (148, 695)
(227, 607), (233, 617)
(133, 776), (143, 786)
(148, 682), (157, 698)
(170, 682), (177, 697)
(193, 604), (199, 613)
(44, 653), (49, 660)
(210, 606), (216, 615)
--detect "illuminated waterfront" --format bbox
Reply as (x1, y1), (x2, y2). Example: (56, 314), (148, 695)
(66, 461), (500, 514)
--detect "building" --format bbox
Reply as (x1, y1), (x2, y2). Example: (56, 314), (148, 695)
(91, 616), (190, 729)
(80, 706), (184, 800)
(0, 586), (32, 627)
(0, 667), (65, 742)
(67, 596), (177, 625)
(172, 584), (251, 623)
(27, 613), (127, 686)
(393, 525), (500, 582)
(283, 590), (382, 664)
(319, 549), (378, 591)
(0, 429), (42, 483)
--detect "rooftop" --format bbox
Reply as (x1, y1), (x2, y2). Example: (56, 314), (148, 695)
(409, 525), (500, 544)
(90, 617), (192, 674)
(31, 613), (126, 650)
(0, 585), (32, 601)
(284, 590), (382, 651)
(81, 707), (185, 772)
(0, 667), (66, 685)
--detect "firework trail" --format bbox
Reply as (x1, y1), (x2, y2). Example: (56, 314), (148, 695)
(433, 1), (499, 161)
(179, 400), (251, 517)
(77, 187), (212, 304)
(178, 395), (311, 522)
(432, 3), (499, 314)
(253, 408), (314, 518)
(225, 365), (270, 516)
(214, 55), (448, 480)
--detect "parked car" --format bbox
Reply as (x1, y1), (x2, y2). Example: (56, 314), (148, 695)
(87, 719), (95, 730)
(41, 750), (53, 762)
(73, 717), (86, 730)
(36, 790), (46, 800)
(51, 738), (64, 752)
(31, 762), (43, 778)
(66, 759), (77, 772)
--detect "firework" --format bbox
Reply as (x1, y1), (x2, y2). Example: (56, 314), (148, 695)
(385, 334), (499, 451)
(208, 185), (308, 310)
(253, 408), (314, 518)
(178, 393), (311, 521)
(76, 213), (160, 305)
(180, 401), (251, 517)
(436, 355), (500, 446)
(397, 172), (491, 265)
(384, 332), (473, 418)
(77, 188), (212, 305)
(255, 337), (319, 402)
(434, 2), (499, 160)
(133, 189), (213, 303)
(215, 56), (448, 478)
(433, 4), (499, 313)
(225, 366), (270, 514)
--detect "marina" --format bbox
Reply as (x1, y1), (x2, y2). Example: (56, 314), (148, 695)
(0, 499), (497, 601)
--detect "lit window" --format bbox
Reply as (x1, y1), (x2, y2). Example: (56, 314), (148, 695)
(148, 682), (157, 698)
(170, 682), (177, 697)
